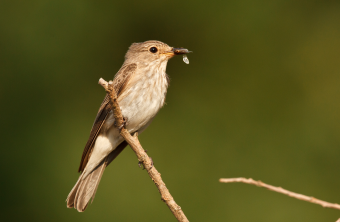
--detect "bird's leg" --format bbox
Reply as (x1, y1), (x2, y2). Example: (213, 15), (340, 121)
(115, 116), (128, 131)
(119, 116), (127, 130)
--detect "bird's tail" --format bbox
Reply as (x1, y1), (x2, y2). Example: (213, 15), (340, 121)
(66, 141), (128, 212)
(66, 157), (107, 212)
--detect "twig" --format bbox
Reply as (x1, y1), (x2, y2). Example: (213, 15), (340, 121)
(99, 78), (189, 222)
(219, 177), (340, 210)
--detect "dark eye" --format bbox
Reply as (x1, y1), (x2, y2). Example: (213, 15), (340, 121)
(149, 47), (158, 53)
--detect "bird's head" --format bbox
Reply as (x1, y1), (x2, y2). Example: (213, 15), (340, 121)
(124, 40), (190, 65)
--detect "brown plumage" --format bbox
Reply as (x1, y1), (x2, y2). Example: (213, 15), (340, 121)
(66, 40), (190, 212)
(78, 64), (137, 173)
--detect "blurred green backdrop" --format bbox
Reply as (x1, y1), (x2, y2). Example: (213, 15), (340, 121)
(1, 0), (340, 221)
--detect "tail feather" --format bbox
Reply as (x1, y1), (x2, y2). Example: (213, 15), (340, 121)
(74, 159), (106, 212)
(66, 174), (83, 208)
(79, 158), (107, 209)
(91, 159), (107, 203)
(66, 141), (128, 212)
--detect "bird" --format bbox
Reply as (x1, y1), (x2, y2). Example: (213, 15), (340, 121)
(66, 40), (190, 212)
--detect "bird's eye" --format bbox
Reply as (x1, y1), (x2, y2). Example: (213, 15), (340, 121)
(149, 47), (158, 53)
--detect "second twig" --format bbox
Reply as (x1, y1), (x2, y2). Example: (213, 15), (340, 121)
(220, 177), (340, 210)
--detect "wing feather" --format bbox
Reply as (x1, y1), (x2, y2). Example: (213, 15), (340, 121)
(78, 63), (137, 172)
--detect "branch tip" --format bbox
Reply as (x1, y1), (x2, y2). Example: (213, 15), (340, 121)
(220, 177), (340, 211)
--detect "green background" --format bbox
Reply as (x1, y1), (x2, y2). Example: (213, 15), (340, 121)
(1, 1), (340, 221)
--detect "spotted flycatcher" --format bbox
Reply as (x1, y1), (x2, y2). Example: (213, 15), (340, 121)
(66, 40), (190, 212)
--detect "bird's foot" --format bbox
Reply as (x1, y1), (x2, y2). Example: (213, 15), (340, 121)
(116, 117), (128, 131)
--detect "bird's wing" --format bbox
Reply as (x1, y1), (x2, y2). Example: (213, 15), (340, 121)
(78, 63), (137, 172)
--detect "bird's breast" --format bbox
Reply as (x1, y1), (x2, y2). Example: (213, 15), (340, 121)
(119, 69), (169, 133)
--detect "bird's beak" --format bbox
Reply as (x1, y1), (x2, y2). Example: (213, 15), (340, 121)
(162, 48), (191, 56)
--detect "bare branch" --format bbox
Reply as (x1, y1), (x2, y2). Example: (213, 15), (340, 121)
(220, 177), (340, 211)
(99, 78), (189, 222)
